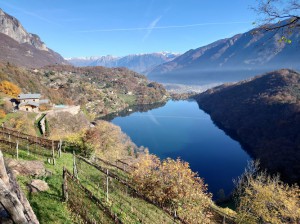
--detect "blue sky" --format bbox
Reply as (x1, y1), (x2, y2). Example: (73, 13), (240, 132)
(0, 0), (258, 58)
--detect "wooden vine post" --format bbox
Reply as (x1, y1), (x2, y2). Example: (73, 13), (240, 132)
(126, 177), (128, 196)
(62, 167), (68, 202)
(106, 169), (109, 202)
(58, 139), (62, 158)
(52, 140), (55, 165)
(8, 133), (11, 148)
(16, 140), (19, 159)
(26, 137), (29, 155)
(35, 135), (37, 156)
(73, 151), (78, 179)
(222, 216), (226, 224)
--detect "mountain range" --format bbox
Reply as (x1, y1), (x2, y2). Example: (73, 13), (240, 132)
(0, 8), (68, 68)
(149, 24), (300, 84)
(66, 52), (179, 74)
(1, 6), (300, 88)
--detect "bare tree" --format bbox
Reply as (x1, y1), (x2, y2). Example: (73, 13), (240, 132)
(253, 0), (300, 41)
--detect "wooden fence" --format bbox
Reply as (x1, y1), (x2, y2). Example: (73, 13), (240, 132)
(76, 155), (185, 224)
(0, 126), (62, 163)
(63, 167), (121, 224)
(94, 157), (134, 174)
(0, 126), (60, 149)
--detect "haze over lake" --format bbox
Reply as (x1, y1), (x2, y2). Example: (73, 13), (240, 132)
(112, 100), (251, 196)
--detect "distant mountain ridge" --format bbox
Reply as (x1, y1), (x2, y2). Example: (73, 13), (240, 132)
(149, 22), (300, 84)
(66, 52), (180, 73)
(0, 8), (68, 68)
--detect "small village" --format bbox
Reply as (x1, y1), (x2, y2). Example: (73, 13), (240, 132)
(13, 93), (80, 115)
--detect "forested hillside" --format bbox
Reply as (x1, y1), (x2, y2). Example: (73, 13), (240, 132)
(195, 69), (300, 184)
(0, 63), (168, 118)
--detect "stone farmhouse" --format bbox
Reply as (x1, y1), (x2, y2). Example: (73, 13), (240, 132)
(16, 93), (49, 112)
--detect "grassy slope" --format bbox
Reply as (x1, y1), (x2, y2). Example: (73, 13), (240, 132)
(3, 144), (177, 224)
(5, 149), (75, 224)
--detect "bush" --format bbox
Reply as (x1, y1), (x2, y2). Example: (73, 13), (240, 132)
(0, 80), (21, 97)
(3, 101), (13, 113)
(64, 130), (95, 158)
(234, 161), (300, 224)
(132, 153), (212, 223)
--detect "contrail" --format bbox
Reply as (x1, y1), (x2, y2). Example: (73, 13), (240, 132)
(77, 21), (252, 33)
(143, 15), (162, 42)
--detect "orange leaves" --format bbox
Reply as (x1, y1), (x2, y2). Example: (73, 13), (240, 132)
(0, 80), (21, 97)
(132, 153), (212, 223)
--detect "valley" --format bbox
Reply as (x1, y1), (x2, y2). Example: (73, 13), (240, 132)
(0, 2), (299, 224)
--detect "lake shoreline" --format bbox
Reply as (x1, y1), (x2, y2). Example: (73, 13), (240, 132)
(110, 100), (251, 198)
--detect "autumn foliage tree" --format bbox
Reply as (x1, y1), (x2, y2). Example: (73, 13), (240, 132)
(234, 161), (300, 224)
(132, 153), (212, 223)
(0, 80), (21, 97)
(65, 120), (135, 161)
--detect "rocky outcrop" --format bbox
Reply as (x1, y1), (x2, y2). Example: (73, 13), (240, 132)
(195, 69), (300, 184)
(5, 159), (46, 177)
(0, 8), (47, 51)
(0, 8), (68, 68)
(0, 151), (39, 223)
(29, 179), (49, 193)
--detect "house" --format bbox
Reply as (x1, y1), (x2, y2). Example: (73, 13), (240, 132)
(16, 93), (49, 112)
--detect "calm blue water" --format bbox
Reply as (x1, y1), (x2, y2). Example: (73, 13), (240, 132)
(112, 100), (251, 197)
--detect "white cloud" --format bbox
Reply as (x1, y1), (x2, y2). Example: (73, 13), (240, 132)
(77, 21), (252, 33)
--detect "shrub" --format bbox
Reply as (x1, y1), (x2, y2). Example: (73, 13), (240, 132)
(0, 80), (21, 97)
(132, 153), (212, 223)
(234, 161), (300, 224)
(3, 101), (13, 113)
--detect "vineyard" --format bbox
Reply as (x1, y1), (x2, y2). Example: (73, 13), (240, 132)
(0, 125), (181, 223)
(0, 125), (236, 224)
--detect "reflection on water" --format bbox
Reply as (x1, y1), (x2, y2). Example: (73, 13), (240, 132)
(100, 101), (167, 121)
(111, 100), (251, 198)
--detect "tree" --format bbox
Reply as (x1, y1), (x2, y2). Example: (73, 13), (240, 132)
(64, 120), (135, 161)
(234, 161), (300, 224)
(253, 0), (300, 36)
(132, 153), (212, 223)
(0, 81), (21, 97)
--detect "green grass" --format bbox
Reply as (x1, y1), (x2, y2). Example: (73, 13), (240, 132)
(118, 94), (137, 106)
(0, 112), (19, 124)
(76, 157), (178, 224)
(18, 175), (74, 224)
(5, 145), (77, 224)
(2, 141), (177, 224)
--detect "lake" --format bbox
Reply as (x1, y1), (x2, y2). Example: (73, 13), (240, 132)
(111, 100), (251, 198)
